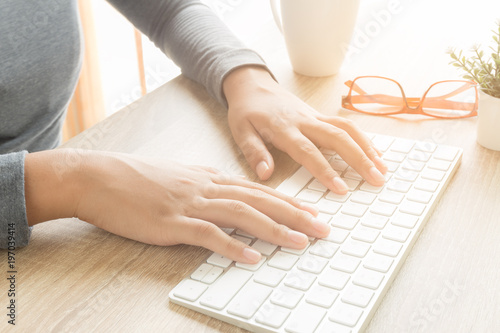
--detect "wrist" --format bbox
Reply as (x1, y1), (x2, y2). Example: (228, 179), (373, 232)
(24, 149), (86, 226)
(222, 65), (276, 106)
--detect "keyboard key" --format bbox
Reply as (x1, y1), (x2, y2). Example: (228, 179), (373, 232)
(341, 239), (371, 258)
(270, 286), (304, 309)
(383, 225), (411, 243)
(234, 229), (255, 239)
(351, 226), (380, 243)
(276, 166), (314, 197)
(201, 266), (224, 284)
(378, 190), (404, 205)
(331, 214), (359, 230)
(408, 150), (431, 162)
(387, 179), (412, 193)
(427, 158), (451, 171)
(399, 200), (426, 216)
(330, 159), (349, 172)
(390, 138), (415, 153)
(341, 202), (368, 217)
(298, 254), (328, 274)
(235, 256), (266, 271)
(344, 167), (363, 181)
(253, 265), (286, 287)
(421, 168), (446, 181)
(342, 285), (374, 308)
(190, 263), (213, 281)
(207, 253), (233, 268)
(383, 151), (406, 163)
(284, 269), (317, 291)
(172, 279), (208, 302)
(268, 251), (300, 271)
(317, 212), (333, 224)
(318, 268), (350, 290)
(385, 161), (400, 173)
(350, 191), (376, 205)
(361, 213), (389, 229)
(305, 285), (339, 308)
(331, 254), (360, 273)
(317, 199), (342, 215)
(414, 178), (439, 192)
(359, 182), (383, 193)
(353, 268), (385, 290)
(329, 302), (364, 327)
(297, 188), (325, 203)
(282, 243), (310, 255)
(310, 240), (339, 258)
(232, 235), (253, 245)
(370, 201), (397, 217)
(324, 227), (350, 244)
(199, 267), (252, 310)
(252, 239), (278, 256)
(255, 303), (290, 328)
(391, 213), (419, 229)
(394, 169), (419, 182)
(342, 178), (361, 191)
(227, 281), (272, 319)
(363, 253), (394, 273)
(308, 179), (328, 192)
(402, 160), (425, 172)
(284, 302), (326, 333)
(434, 146), (459, 161)
(372, 135), (394, 152)
(407, 189), (433, 204)
(373, 239), (403, 257)
(325, 191), (351, 203)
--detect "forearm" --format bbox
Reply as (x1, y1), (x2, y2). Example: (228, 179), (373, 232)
(106, 0), (270, 106)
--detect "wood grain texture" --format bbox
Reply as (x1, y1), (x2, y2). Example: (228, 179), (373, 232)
(2, 0), (500, 332)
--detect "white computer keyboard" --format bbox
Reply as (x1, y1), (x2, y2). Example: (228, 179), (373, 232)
(169, 134), (462, 333)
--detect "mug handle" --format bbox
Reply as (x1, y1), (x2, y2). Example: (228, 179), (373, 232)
(269, 0), (283, 33)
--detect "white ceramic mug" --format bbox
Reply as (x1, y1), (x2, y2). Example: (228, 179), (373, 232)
(477, 90), (500, 151)
(270, 0), (360, 77)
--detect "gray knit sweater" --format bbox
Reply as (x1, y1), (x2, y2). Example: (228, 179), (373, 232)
(0, 0), (268, 248)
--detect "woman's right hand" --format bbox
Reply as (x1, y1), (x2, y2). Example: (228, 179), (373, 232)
(24, 149), (331, 263)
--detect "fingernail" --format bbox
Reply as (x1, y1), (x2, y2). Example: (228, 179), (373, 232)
(243, 248), (262, 262)
(332, 177), (349, 193)
(299, 201), (319, 216)
(369, 166), (386, 184)
(288, 230), (308, 244)
(256, 161), (270, 179)
(374, 156), (388, 172)
(311, 218), (330, 235)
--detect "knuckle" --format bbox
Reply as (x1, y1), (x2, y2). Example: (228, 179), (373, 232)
(271, 222), (286, 240)
(224, 236), (242, 254)
(247, 188), (267, 203)
(227, 200), (249, 216)
(194, 222), (219, 243)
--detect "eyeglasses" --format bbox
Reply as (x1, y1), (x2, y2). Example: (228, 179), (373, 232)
(341, 76), (478, 118)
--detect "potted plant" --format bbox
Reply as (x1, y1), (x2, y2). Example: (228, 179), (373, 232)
(448, 22), (500, 151)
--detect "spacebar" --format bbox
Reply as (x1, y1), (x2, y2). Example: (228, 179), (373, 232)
(276, 166), (314, 197)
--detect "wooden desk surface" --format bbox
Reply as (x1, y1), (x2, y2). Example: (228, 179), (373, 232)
(3, 0), (500, 332)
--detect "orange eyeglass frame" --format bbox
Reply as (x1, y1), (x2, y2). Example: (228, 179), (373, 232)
(341, 76), (478, 119)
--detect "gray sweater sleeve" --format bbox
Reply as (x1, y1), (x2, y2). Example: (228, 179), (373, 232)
(0, 152), (31, 248)
(106, 0), (272, 107)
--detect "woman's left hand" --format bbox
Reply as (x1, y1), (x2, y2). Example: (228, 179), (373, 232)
(223, 66), (387, 194)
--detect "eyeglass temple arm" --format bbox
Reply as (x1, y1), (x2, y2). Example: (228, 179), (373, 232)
(343, 81), (475, 109)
